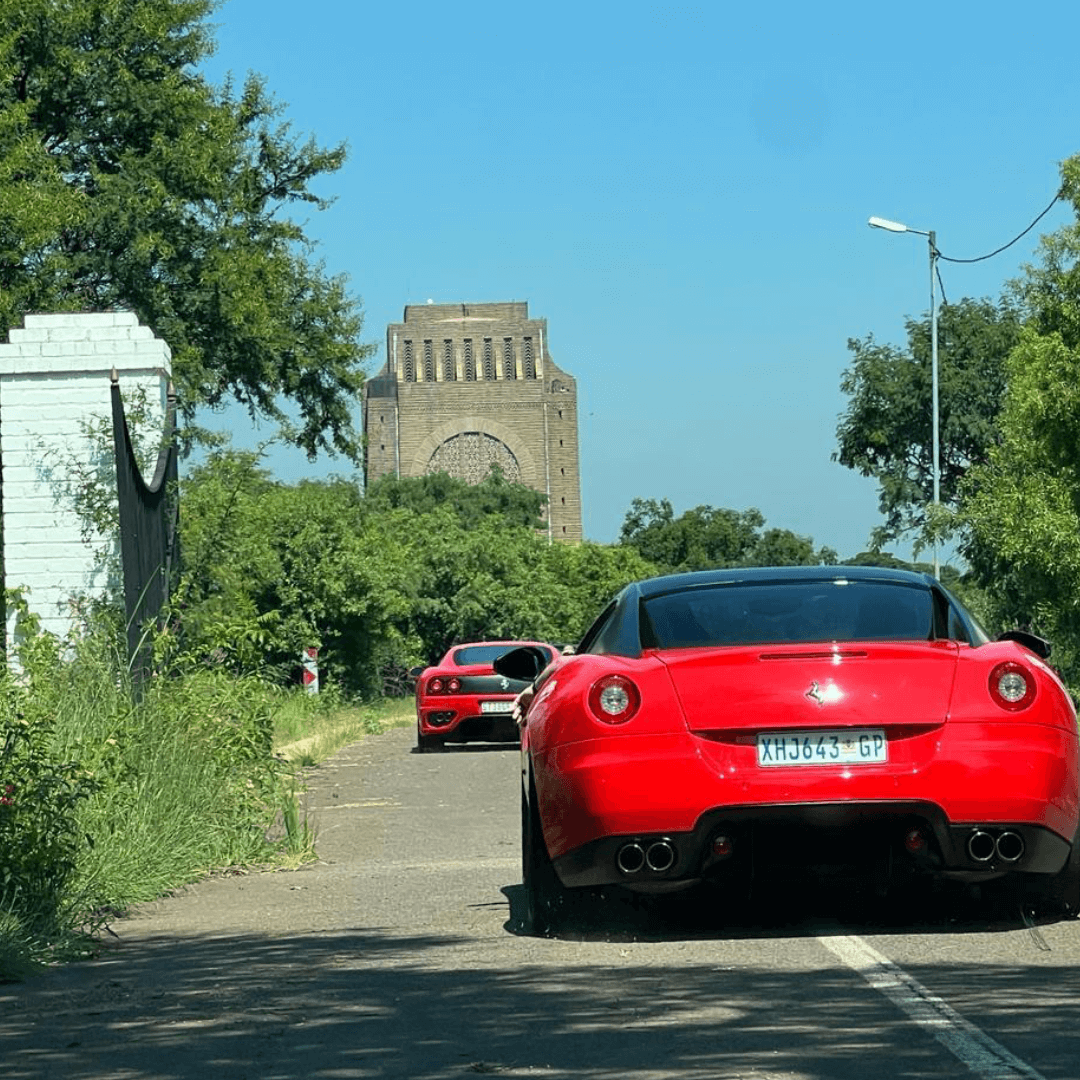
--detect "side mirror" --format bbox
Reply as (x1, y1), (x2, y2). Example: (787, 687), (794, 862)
(493, 646), (550, 683)
(996, 630), (1052, 660)
(408, 666), (425, 678)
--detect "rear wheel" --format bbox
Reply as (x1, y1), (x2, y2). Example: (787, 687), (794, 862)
(416, 725), (444, 753)
(521, 777), (573, 934)
(1039, 828), (1080, 918)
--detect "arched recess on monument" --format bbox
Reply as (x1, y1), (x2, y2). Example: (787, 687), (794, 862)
(410, 416), (541, 491)
(428, 432), (521, 484)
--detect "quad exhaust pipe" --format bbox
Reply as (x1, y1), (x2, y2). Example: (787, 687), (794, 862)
(645, 840), (676, 873)
(966, 828), (1025, 864)
(616, 842), (645, 874)
(995, 830), (1025, 862)
(616, 839), (676, 875)
(967, 829), (996, 862)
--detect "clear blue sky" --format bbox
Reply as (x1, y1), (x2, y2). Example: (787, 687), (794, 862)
(198, 0), (1079, 560)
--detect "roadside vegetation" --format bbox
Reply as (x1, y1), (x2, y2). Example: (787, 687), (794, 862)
(836, 157), (1080, 691)
(0, 614), (295, 980)
(0, 602), (416, 982)
(273, 696), (415, 767)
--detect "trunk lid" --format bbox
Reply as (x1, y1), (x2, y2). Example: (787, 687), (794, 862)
(658, 641), (960, 734)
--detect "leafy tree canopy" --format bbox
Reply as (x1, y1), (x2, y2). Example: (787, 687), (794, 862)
(835, 298), (1022, 549)
(178, 452), (419, 695)
(0, 0), (372, 458)
(961, 155), (1080, 684)
(175, 458), (649, 692)
(619, 497), (834, 574)
(398, 515), (657, 665)
(364, 470), (548, 531)
(543, 540), (658, 640)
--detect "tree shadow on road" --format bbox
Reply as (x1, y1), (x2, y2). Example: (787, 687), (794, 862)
(3, 914), (1079, 1080)
(501, 875), (1073, 944)
(2, 885), (1080, 1080)
(3, 875), (1078, 1080)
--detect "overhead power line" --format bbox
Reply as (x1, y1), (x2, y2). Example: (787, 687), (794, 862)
(937, 189), (1064, 265)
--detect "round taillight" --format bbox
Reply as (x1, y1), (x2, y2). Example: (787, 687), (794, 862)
(989, 662), (1036, 711)
(447, 677), (461, 693)
(587, 675), (641, 724)
(428, 677), (444, 694)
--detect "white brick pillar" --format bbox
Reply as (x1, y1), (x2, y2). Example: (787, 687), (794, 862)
(0, 312), (172, 644)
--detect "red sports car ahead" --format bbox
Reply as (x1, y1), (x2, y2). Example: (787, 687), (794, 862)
(413, 640), (557, 752)
(496, 566), (1080, 933)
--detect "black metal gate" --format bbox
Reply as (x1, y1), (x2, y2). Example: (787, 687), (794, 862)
(111, 374), (180, 685)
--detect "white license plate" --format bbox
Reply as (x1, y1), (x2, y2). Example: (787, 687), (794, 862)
(757, 729), (887, 767)
(480, 700), (514, 714)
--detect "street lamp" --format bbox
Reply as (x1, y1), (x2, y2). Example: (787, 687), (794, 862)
(868, 215), (940, 579)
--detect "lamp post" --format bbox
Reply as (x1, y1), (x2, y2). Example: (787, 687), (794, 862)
(868, 215), (940, 579)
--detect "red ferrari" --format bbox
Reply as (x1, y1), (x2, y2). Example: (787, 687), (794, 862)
(413, 640), (557, 752)
(495, 566), (1080, 932)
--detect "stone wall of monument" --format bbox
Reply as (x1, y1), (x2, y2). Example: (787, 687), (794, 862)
(364, 302), (582, 542)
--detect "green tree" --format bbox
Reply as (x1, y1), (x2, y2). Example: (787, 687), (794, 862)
(365, 470), (547, 531)
(748, 528), (837, 568)
(961, 155), (1080, 682)
(399, 516), (658, 664)
(835, 298), (1022, 549)
(542, 541), (658, 642)
(176, 464), (654, 692)
(0, 0), (371, 458)
(178, 461), (567, 692)
(619, 499), (764, 571)
(178, 453), (417, 696)
(839, 550), (964, 593)
(619, 498), (831, 573)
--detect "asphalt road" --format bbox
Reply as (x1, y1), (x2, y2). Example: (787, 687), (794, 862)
(3, 725), (1080, 1080)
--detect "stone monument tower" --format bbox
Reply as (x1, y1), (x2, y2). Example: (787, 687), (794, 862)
(363, 302), (582, 541)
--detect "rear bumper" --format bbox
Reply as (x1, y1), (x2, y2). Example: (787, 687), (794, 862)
(537, 721), (1079, 887)
(553, 801), (1073, 888)
(418, 697), (518, 742)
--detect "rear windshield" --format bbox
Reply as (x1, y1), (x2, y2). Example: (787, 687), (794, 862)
(641, 581), (934, 649)
(452, 644), (548, 666)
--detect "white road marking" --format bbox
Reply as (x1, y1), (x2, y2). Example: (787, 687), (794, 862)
(820, 935), (1046, 1080)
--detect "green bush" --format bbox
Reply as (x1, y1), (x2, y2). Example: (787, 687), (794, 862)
(0, 611), (100, 944)
(0, 599), (310, 982)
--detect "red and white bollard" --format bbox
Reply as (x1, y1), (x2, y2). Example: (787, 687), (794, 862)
(302, 646), (319, 694)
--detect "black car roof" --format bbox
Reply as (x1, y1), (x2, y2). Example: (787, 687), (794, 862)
(628, 564), (936, 600)
(583, 565), (946, 659)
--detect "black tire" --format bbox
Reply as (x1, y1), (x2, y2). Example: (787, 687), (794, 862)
(1040, 829), (1080, 919)
(416, 726), (444, 753)
(521, 776), (573, 934)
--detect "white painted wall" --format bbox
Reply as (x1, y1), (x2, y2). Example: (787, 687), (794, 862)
(0, 312), (171, 645)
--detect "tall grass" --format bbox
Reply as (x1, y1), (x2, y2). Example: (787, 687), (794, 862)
(272, 691), (415, 765)
(71, 666), (304, 907)
(0, 611), (317, 981)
